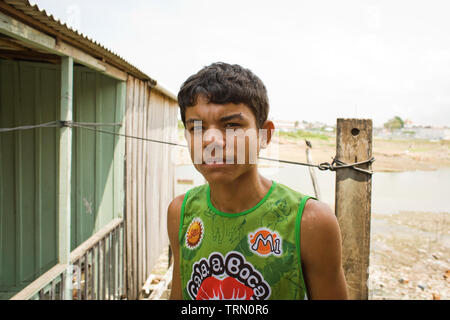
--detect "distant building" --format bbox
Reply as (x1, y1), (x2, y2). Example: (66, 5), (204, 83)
(404, 119), (414, 128)
(272, 119), (336, 132)
(374, 125), (449, 140)
(272, 119), (305, 131)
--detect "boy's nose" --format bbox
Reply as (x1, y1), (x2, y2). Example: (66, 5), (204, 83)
(202, 128), (225, 148)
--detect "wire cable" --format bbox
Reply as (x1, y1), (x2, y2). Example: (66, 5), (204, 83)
(0, 120), (375, 175)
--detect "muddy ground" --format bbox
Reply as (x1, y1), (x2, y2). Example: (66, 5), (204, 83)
(370, 211), (449, 300)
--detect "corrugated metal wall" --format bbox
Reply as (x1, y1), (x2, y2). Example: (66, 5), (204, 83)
(0, 60), (60, 299)
(124, 76), (178, 299)
(0, 60), (125, 299)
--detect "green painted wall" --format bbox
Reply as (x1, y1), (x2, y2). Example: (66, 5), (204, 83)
(0, 60), (125, 299)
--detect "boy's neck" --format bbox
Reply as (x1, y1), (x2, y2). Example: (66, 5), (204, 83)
(208, 168), (273, 214)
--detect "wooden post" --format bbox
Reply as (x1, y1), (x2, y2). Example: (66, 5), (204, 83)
(59, 56), (73, 300)
(114, 81), (126, 299)
(305, 140), (322, 201)
(335, 118), (373, 300)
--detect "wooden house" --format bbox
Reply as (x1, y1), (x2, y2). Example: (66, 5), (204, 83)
(0, 0), (178, 299)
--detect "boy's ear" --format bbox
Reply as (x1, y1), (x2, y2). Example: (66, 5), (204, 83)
(260, 120), (275, 148)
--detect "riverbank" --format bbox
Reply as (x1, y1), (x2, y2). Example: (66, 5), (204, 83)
(272, 134), (450, 173)
(369, 211), (449, 300)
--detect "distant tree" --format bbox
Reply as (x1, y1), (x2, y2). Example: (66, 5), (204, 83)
(294, 120), (299, 128)
(384, 116), (404, 130)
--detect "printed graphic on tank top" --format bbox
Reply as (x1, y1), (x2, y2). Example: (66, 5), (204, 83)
(178, 180), (317, 300)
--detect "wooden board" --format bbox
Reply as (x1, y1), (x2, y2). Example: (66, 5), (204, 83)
(335, 118), (373, 300)
(124, 75), (134, 299)
(124, 76), (177, 299)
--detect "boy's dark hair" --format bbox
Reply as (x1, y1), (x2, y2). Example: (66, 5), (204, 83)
(177, 62), (269, 128)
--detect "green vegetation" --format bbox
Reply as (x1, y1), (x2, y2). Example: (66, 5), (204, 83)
(278, 129), (330, 141)
(384, 116), (405, 130)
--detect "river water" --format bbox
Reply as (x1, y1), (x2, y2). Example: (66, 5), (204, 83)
(175, 164), (450, 214)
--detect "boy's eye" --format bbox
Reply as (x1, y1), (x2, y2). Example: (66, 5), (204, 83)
(225, 123), (240, 128)
(189, 126), (203, 132)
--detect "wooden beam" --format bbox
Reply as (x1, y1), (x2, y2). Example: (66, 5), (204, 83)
(125, 76), (135, 299)
(0, 49), (60, 64)
(54, 38), (105, 71)
(0, 11), (127, 81)
(335, 118), (373, 300)
(113, 81), (126, 221)
(58, 56), (73, 300)
(10, 263), (67, 300)
(105, 63), (128, 82)
(0, 10), (55, 50)
(0, 34), (27, 49)
(154, 83), (178, 103)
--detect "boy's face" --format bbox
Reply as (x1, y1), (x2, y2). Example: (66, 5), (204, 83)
(184, 95), (273, 184)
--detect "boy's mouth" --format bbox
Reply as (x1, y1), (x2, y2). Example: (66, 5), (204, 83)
(202, 157), (234, 165)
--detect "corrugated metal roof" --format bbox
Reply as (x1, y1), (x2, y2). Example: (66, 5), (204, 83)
(1, 0), (159, 86)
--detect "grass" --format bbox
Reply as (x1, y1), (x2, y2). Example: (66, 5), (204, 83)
(277, 129), (330, 141)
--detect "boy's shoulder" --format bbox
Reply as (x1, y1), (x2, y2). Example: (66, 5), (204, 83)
(168, 183), (208, 213)
(272, 181), (331, 223)
(271, 180), (312, 203)
(186, 183), (209, 197)
(168, 193), (185, 217)
(274, 180), (302, 194)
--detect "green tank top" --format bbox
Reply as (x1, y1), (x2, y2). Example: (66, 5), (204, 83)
(178, 180), (316, 300)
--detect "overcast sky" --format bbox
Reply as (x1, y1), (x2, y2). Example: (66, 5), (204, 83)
(30, 0), (450, 127)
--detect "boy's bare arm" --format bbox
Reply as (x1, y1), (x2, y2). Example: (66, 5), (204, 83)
(167, 194), (185, 300)
(301, 199), (349, 300)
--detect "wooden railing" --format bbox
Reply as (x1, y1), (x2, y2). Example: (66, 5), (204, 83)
(11, 218), (124, 300)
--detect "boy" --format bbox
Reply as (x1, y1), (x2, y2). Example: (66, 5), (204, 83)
(167, 62), (348, 300)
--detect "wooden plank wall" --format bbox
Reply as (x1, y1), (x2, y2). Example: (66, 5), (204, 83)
(0, 61), (126, 299)
(124, 75), (178, 300)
